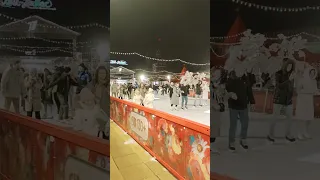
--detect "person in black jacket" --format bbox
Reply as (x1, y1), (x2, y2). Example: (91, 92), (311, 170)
(47, 67), (78, 121)
(226, 70), (255, 152)
(193, 80), (203, 107)
(168, 82), (174, 99)
(180, 83), (190, 109)
(268, 59), (296, 143)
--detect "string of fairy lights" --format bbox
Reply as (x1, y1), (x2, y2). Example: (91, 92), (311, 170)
(4, 9), (320, 66)
(0, 13), (109, 30)
(0, 13), (210, 66)
(231, 0), (320, 12)
(110, 52), (209, 66)
(134, 69), (180, 75)
(211, 31), (320, 41)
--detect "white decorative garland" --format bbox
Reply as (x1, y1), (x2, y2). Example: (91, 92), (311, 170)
(231, 0), (320, 12)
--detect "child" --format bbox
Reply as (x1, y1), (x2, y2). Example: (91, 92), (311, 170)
(74, 88), (108, 139)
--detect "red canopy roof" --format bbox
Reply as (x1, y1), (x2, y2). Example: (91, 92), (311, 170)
(180, 64), (187, 75)
(211, 15), (246, 68)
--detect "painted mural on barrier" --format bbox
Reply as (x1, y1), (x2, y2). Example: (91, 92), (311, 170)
(0, 117), (109, 180)
(110, 98), (210, 180)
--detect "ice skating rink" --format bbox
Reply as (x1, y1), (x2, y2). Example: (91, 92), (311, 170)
(212, 112), (320, 180)
(152, 94), (210, 126)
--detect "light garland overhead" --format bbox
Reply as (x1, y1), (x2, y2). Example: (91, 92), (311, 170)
(1, 44), (72, 50)
(0, 36), (91, 45)
(231, 0), (320, 12)
(0, 13), (109, 30)
(110, 52), (209, 66)
(2, 46), (90, 55)
(134, 69), (180, 74)
(211, 31), (320, 40)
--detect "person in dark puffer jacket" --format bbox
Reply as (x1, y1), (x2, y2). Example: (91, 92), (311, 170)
(193, 80), (203, 107)
(226, 70), (255, 152)
(180, 84), (190, 109)
(268, 58), (296, 143)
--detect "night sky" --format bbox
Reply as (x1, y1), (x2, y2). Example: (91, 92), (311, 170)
(211, 0), (320, 37)
(110, 0), (210, 73)
(0, 0), (110, 57)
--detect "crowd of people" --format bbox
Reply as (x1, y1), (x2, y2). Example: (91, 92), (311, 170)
(211, 58), (318, 153)
(0, 60), (109, 140)
(110, 79), (210, 110)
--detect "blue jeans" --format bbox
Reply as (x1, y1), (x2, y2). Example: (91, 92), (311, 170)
(229, 108), (249, 144)
(181, 96), (188, 107)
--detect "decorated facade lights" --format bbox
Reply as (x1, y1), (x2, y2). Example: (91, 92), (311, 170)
(231, 0), (320, 12)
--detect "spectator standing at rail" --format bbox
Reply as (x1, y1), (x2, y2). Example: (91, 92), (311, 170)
(1, 60), (25, 113)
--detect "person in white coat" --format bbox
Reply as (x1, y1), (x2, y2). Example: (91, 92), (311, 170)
(1, 60), (24, 113)
(132, 89), (142, 105)
(143, 88), (155, 108)
(202, 81), (209, 105)
(170, 83), (180, 110)
(295, 67), (318, 139)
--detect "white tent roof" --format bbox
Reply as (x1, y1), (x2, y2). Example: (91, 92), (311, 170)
(110, 66), (135, 75)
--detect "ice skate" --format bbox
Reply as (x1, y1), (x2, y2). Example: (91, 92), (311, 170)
(297, 134), (305, 140)
(228, 142), (236, 153)
(267, 135), (275, 144)
(210, 143), (220, 155)
(240, 139), (248, 152)
(303, 133), (312, 139)
(285, 136), (296, 143)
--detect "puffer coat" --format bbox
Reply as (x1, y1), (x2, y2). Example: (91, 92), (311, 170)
(273, 59), (295, 105)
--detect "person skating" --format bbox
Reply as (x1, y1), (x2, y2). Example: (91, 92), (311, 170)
(211, 78), (228, 154)
(91, 65), (109, 140)
(202, 81), (210, 106)
(295, 67), (318, 140)
(143, 88), (155, 108)
(180, 83), (190, 109)
(170, 83), (180, 110)
(42, 68), (54, 119)
(47, 67), (78, 122)
(268, 59), (296, 143)
(24, 68), (43, 120)
(1, 60), (25, 113)
(226, 69), (255, 152)
(76, 63), (90, 94)
(193, 80), (203, 107)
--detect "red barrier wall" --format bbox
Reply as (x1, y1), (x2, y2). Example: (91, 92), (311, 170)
(0, 110), (109, 180)
(110, 96), (210, 180)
